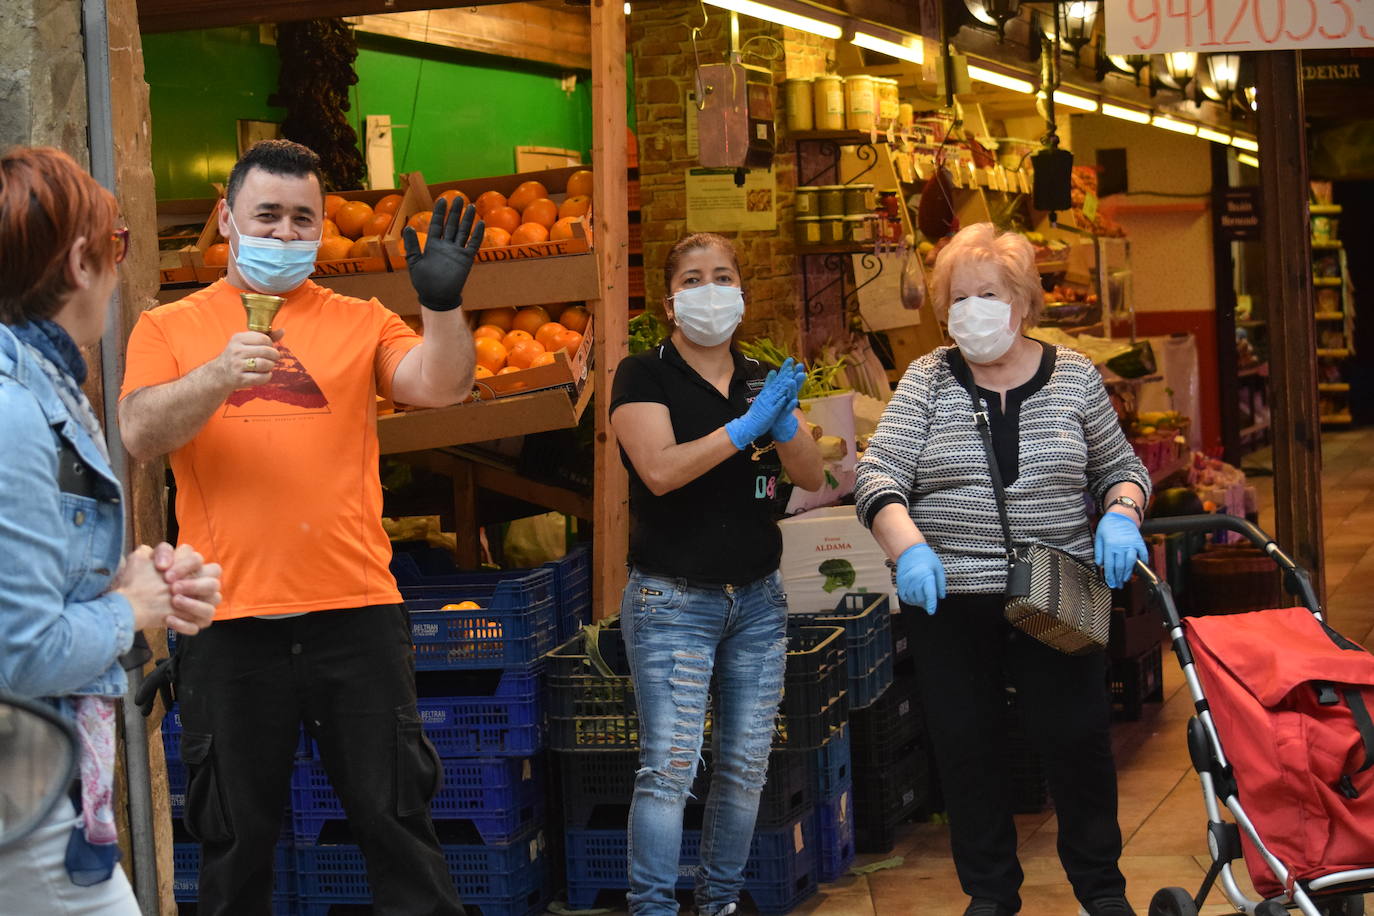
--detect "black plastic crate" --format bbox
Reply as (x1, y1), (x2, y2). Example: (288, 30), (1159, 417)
(556, 746), (811, 831)
(852, 737), (928, 854)
(791, 592), (894, 710)
(1110, 602), (1162, 661)
(1109, 642), (1164, 721)
(850, 673), (920, 770)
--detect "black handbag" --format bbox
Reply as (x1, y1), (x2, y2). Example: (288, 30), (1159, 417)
(953, 354), (1112, 655)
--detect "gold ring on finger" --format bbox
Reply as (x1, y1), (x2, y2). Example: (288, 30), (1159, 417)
(246, 357), (257, 372)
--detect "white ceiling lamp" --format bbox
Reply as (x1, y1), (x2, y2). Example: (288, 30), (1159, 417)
(852, 30), (925, 64)
(1101, 102), (1151, 124)
(1053, 89), (1098, 111)
(624, 2), (632, 13)
(701, 0), (843, 39)
(967, 63), (1035, 94)
(1236, 152), (1259, 168)
(1197, 126), (1231, 144)
(1231, 135), (1259, 152)
(1152, 115), (1198, 135)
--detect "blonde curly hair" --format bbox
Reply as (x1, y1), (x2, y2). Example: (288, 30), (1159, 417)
(929, 222), (1044, 327)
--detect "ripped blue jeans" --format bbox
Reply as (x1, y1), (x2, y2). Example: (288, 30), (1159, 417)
(621, 567), (789, 916)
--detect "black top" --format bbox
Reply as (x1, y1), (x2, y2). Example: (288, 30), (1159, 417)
(947, 340), (1056, 488)
(609, 340), (785, 585)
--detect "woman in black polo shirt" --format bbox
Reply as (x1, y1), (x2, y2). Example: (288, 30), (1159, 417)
(609, 232), (823, 916)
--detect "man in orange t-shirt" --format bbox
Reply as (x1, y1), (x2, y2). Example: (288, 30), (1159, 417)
(119, 140), (478, 915)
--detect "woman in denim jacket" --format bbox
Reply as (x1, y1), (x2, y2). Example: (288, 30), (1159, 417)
(0, 146), (222, 913)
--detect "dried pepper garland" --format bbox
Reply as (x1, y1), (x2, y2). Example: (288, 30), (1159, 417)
(273, 18), (366, 191)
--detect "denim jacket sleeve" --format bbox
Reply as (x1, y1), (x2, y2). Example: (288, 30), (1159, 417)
(0, 380), (134, 699)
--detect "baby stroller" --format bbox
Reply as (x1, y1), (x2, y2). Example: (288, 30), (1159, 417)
(1135, 515), (1374, 916)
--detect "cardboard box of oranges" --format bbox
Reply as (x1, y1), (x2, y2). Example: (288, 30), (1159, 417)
(383, 166), (595, 271)
(466, 306), (594, 402)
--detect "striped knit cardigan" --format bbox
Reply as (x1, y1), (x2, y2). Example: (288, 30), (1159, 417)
(855, 344), (1151, 595)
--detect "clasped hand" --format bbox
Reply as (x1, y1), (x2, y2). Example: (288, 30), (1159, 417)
(725, 357), (807, 450)
(405, 199), (485, 311)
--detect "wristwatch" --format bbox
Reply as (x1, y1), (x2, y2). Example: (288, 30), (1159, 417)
(1106, 495), (1143, 522)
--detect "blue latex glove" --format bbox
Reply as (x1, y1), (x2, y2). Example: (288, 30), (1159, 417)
(726, 357), (801, 449)
(896, 543), (947, 615)
(768, 360), (808, 443)
(1094, 511), (1149, 589)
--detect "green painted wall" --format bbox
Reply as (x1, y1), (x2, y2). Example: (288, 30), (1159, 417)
(142, 27), (596, 201)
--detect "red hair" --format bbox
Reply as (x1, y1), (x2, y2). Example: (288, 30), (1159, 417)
(0, 146), (119, 323)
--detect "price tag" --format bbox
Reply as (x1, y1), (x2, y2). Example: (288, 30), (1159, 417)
(1105, 0), (1374, 54)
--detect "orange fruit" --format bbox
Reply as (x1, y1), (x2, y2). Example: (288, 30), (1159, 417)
(475, 191), (507, 216)
(512, 306), (551, 336)
(507, 339), (547, 370)
(508, 181), (550, 213)
(365, 211), (394, 238)
(566, 170), (594, 198)
(322, 219), (340, 237)
(521, 198), (558, 229)
(474, 365), (494, 379)
(559, 305), (590, 333)
(473, 337), (508, 374)
(334, 200), (374, 239)
(552, 329), (584, 354)
(511, 222), (550, 246)
(550, 216), (581, 241)
(375, 194), (404, 215)
(485, 206), (521, 235)
(480, 227), (511, 249)
(437, 189), (469, 213)
(203, 242), (230, 267)
(408, 210), (433, 233)
(479, 307), (517, 331)
(498, 366), (523, 375)
(535, 321), (567, 349)
(317, 236), (354, 261)
(529, 350), (558, 368)
(324, 194), (346, 218)
(501, 329), (534, 350)
(559, 196), (591, 219)
(473, 324), (505, 341)
(347, 235), (379, 259)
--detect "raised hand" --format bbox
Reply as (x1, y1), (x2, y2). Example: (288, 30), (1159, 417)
(405, 199), (485, 311)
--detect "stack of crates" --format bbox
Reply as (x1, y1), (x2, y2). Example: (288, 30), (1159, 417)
(848, 667), (929, 854)
(546, 617), (850, 913)
(1108, 576), (1166, 721)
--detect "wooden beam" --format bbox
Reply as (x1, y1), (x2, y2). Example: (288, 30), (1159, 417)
(137, 0), (507, 33)
(1257, 51), (1325, 600)
(590, 0), (629, 620)
(350, 7), (592, 72)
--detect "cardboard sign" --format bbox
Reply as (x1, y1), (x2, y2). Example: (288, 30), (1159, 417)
(1105, 0), (1374, 54)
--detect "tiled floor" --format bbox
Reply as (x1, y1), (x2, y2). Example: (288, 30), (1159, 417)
(785, 426), (1374, 916)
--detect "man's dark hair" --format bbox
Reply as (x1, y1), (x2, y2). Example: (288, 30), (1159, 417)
(226, 140), (325, 207)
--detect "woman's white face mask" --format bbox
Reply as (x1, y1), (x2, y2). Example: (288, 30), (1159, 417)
(948, 296), (1019, 363)
(672, 283), (745, 347)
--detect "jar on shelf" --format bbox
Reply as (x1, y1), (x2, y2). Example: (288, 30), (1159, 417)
(818, 215), (845, 244)
(817, 185), (846, 218)
(843, 183), (875, 216)
(898, 102), (915, 130)
(812, 75), (845, 131)
(794, 216), (821, 245)
(843, 215), (873, 244)
(783, 78), (815, 133)
(794, 186), (821, 217)
(844, 74), (876, 132)
(875, 78), (900, 125)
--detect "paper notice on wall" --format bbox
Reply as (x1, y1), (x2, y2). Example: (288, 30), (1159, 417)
(685, 168), (777, 232)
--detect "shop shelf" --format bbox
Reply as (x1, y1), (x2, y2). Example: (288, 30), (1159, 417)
(1319, 383), (1351, 392)
(556, 744), (811, 831)
(292, 755), (544, 846)
(814, 780), (856, 883)
(1314, 277), (1343, 287)
(850, 674), (920, 771)
(397, 565), (558, 672)
(410, 669), (545, 757)
(546, 621), (847, 752)
(1109, 643), (1164, 721)
(1323, 413), (1355, 425)
(792, 592), (894, 710)
(564, 813), (817, 915)
(1315, 312), (1346, 321)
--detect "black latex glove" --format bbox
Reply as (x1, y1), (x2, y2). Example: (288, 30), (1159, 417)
(404, 198), (485, 311)
(134, 652), (180, 718)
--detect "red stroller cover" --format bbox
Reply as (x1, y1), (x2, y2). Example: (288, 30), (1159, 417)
(1185, 606), (1374, 898)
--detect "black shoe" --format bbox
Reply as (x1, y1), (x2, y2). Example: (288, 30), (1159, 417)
(1081, 897), (1137, 916)
(964, 899), (1017, 916)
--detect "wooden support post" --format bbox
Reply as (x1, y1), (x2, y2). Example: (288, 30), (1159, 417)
(590, 0), (630, 618)
(1256, 51), (1325, 600)
(452, 459), (481, 568)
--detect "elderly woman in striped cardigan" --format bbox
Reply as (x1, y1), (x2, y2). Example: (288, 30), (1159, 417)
(855, 222), (1151, 916)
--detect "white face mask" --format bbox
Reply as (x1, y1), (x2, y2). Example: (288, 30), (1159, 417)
(948, 296), (1019, 363)
(672, 283), (745, 347)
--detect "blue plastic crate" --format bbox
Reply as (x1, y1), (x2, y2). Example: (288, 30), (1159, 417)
(298, 896), (549, 916)
(295, 827), (546, 902)
(814, 779), (855, 883)
(402, 567), (558, 671)
(402, 670), (544, 757)
(793, 593), (894, 710)
(163, 706), (310, 763)
(168, 759), (187, 819)
(801, 722), (851, 803)
(292, 755), (544, 846)
(173, 840), (294, 901)
(564, 813), (817, 915)
(546, 544), (591, 642)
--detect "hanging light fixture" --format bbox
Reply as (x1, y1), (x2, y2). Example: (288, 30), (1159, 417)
(1059, 0), (1099, 66)
(1162, 51), (1197, 94)
(965, 0), (1023, 41)
(1109, 53), (1150, 86)
(1205, 53), (1241, 107)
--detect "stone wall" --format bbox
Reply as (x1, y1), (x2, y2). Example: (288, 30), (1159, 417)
(0, 0), (89, 156)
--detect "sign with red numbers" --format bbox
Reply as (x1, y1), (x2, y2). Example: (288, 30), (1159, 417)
(1105, 0), (1374, 53)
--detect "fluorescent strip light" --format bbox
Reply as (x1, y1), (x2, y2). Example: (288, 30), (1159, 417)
(702, 0), (842, 38)
(1231, 135), (1259, 152)
(852, 30), (924, 64)
(1053, 89), (1098, 111)
(1153, 116), (1198, 136)
(967, 64), (1034, 94)
(1197, 127), (1232, 144)
(1237, 153), (1259, 168)
(1101, 102), (1151, 124)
